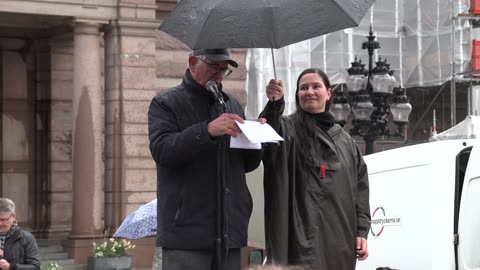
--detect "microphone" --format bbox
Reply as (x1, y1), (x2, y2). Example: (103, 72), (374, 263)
(206, 81), (226, 111)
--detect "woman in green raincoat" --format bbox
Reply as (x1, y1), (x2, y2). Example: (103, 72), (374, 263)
(260, 68), (371, 270)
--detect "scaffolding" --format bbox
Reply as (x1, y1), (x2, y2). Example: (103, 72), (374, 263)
(453, 5), (480, 121)
(246, 0), (475, 126)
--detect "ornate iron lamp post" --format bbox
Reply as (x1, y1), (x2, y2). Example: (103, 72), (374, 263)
(330, 26), (412, 154)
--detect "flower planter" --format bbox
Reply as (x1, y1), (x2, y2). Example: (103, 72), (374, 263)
(87, 256), (133, 270)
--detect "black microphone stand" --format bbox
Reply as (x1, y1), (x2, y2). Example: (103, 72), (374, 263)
(213, 97), (227, 270)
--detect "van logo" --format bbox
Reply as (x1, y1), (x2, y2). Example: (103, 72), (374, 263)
(370, 206), (402, 237)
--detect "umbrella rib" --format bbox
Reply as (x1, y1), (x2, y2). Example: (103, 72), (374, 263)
(194, 1), (225, 49)
(194, 11), (215, 49)
(329, 0), (362, 25)
(264, 0), (278, 48)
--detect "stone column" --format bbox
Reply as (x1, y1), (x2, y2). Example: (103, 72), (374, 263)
(70, 22), (104, 239)
(103, 1), (159, 266)
(49, 33), (75, 239)
(104, 1), (159, 235)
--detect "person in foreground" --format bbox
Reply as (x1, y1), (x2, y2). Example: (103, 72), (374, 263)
(148, 48), (264, 270)
(0, 198), (40, 270)
(260, 68), (371, 270)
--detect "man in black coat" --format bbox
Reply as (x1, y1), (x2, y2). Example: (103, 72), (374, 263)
(0, 198), (40, 270)
(148, 48), (263, 270)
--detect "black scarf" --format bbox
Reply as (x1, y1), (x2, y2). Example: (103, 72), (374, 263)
(0, 220), (20, 250)
(308, 111), (336, 131)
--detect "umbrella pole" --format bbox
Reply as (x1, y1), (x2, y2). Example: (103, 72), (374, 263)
(271, 48), (277, 129)
(271, 48), (277, 80)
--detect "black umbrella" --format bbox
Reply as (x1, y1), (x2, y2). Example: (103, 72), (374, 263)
(159, 0), (376, 78)
(159, 0), (376, 50)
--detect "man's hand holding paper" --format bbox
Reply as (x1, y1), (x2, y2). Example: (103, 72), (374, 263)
(230, 120), (284, 149)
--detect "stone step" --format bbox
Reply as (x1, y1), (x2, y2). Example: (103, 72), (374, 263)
(35, 238), (87, 270)
(41, 259), (75, 266)
(40, 251), (70, 261)
(39, 244), (64, 254)
(37, 238), (63, 247)
(41, 258), (87, 270)
(47, 264), (86, 270)
(61, 264), (86, 270)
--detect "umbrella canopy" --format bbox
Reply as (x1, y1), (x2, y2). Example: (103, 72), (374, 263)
(113, 199), (157, 239)
(159, 0), (376, 49)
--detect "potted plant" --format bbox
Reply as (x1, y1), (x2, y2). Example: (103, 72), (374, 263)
(87, 238), (136, 270)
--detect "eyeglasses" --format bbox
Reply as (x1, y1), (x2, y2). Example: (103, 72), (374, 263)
(198, 58), (233, 77)
(0, 214), (12, 223)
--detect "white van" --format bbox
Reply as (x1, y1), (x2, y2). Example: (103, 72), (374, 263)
(356, 139), (480, 270)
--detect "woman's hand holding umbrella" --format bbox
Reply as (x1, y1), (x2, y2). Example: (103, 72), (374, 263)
(266, 79), (284, 101)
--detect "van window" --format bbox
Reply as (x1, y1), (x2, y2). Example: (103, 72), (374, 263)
(453, 147), (471, 269)
(454, 147), (471, 224)
(455, 145), (480, 269)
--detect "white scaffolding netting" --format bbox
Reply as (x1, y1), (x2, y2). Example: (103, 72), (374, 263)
(246, 0), (472, 118)
(434, 115), (480, 140)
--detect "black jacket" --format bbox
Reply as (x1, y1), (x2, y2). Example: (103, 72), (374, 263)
(148, 70), (262, 249)
(260, 99), (370, 270)
(3, 229), (41, 270)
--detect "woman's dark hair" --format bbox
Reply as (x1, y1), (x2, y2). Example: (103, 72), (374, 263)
(292, 68), (333, 168)
(294, 68), (332, 112)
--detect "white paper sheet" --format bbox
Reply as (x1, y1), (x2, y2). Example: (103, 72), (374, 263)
(230, 120), (284, 149)
(230, 132), (262, 149)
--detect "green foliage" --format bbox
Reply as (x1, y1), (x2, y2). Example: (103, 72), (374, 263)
(92, 238), (136, 257)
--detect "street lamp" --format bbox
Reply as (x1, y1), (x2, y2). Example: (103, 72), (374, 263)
(330, 26), (412, 154)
